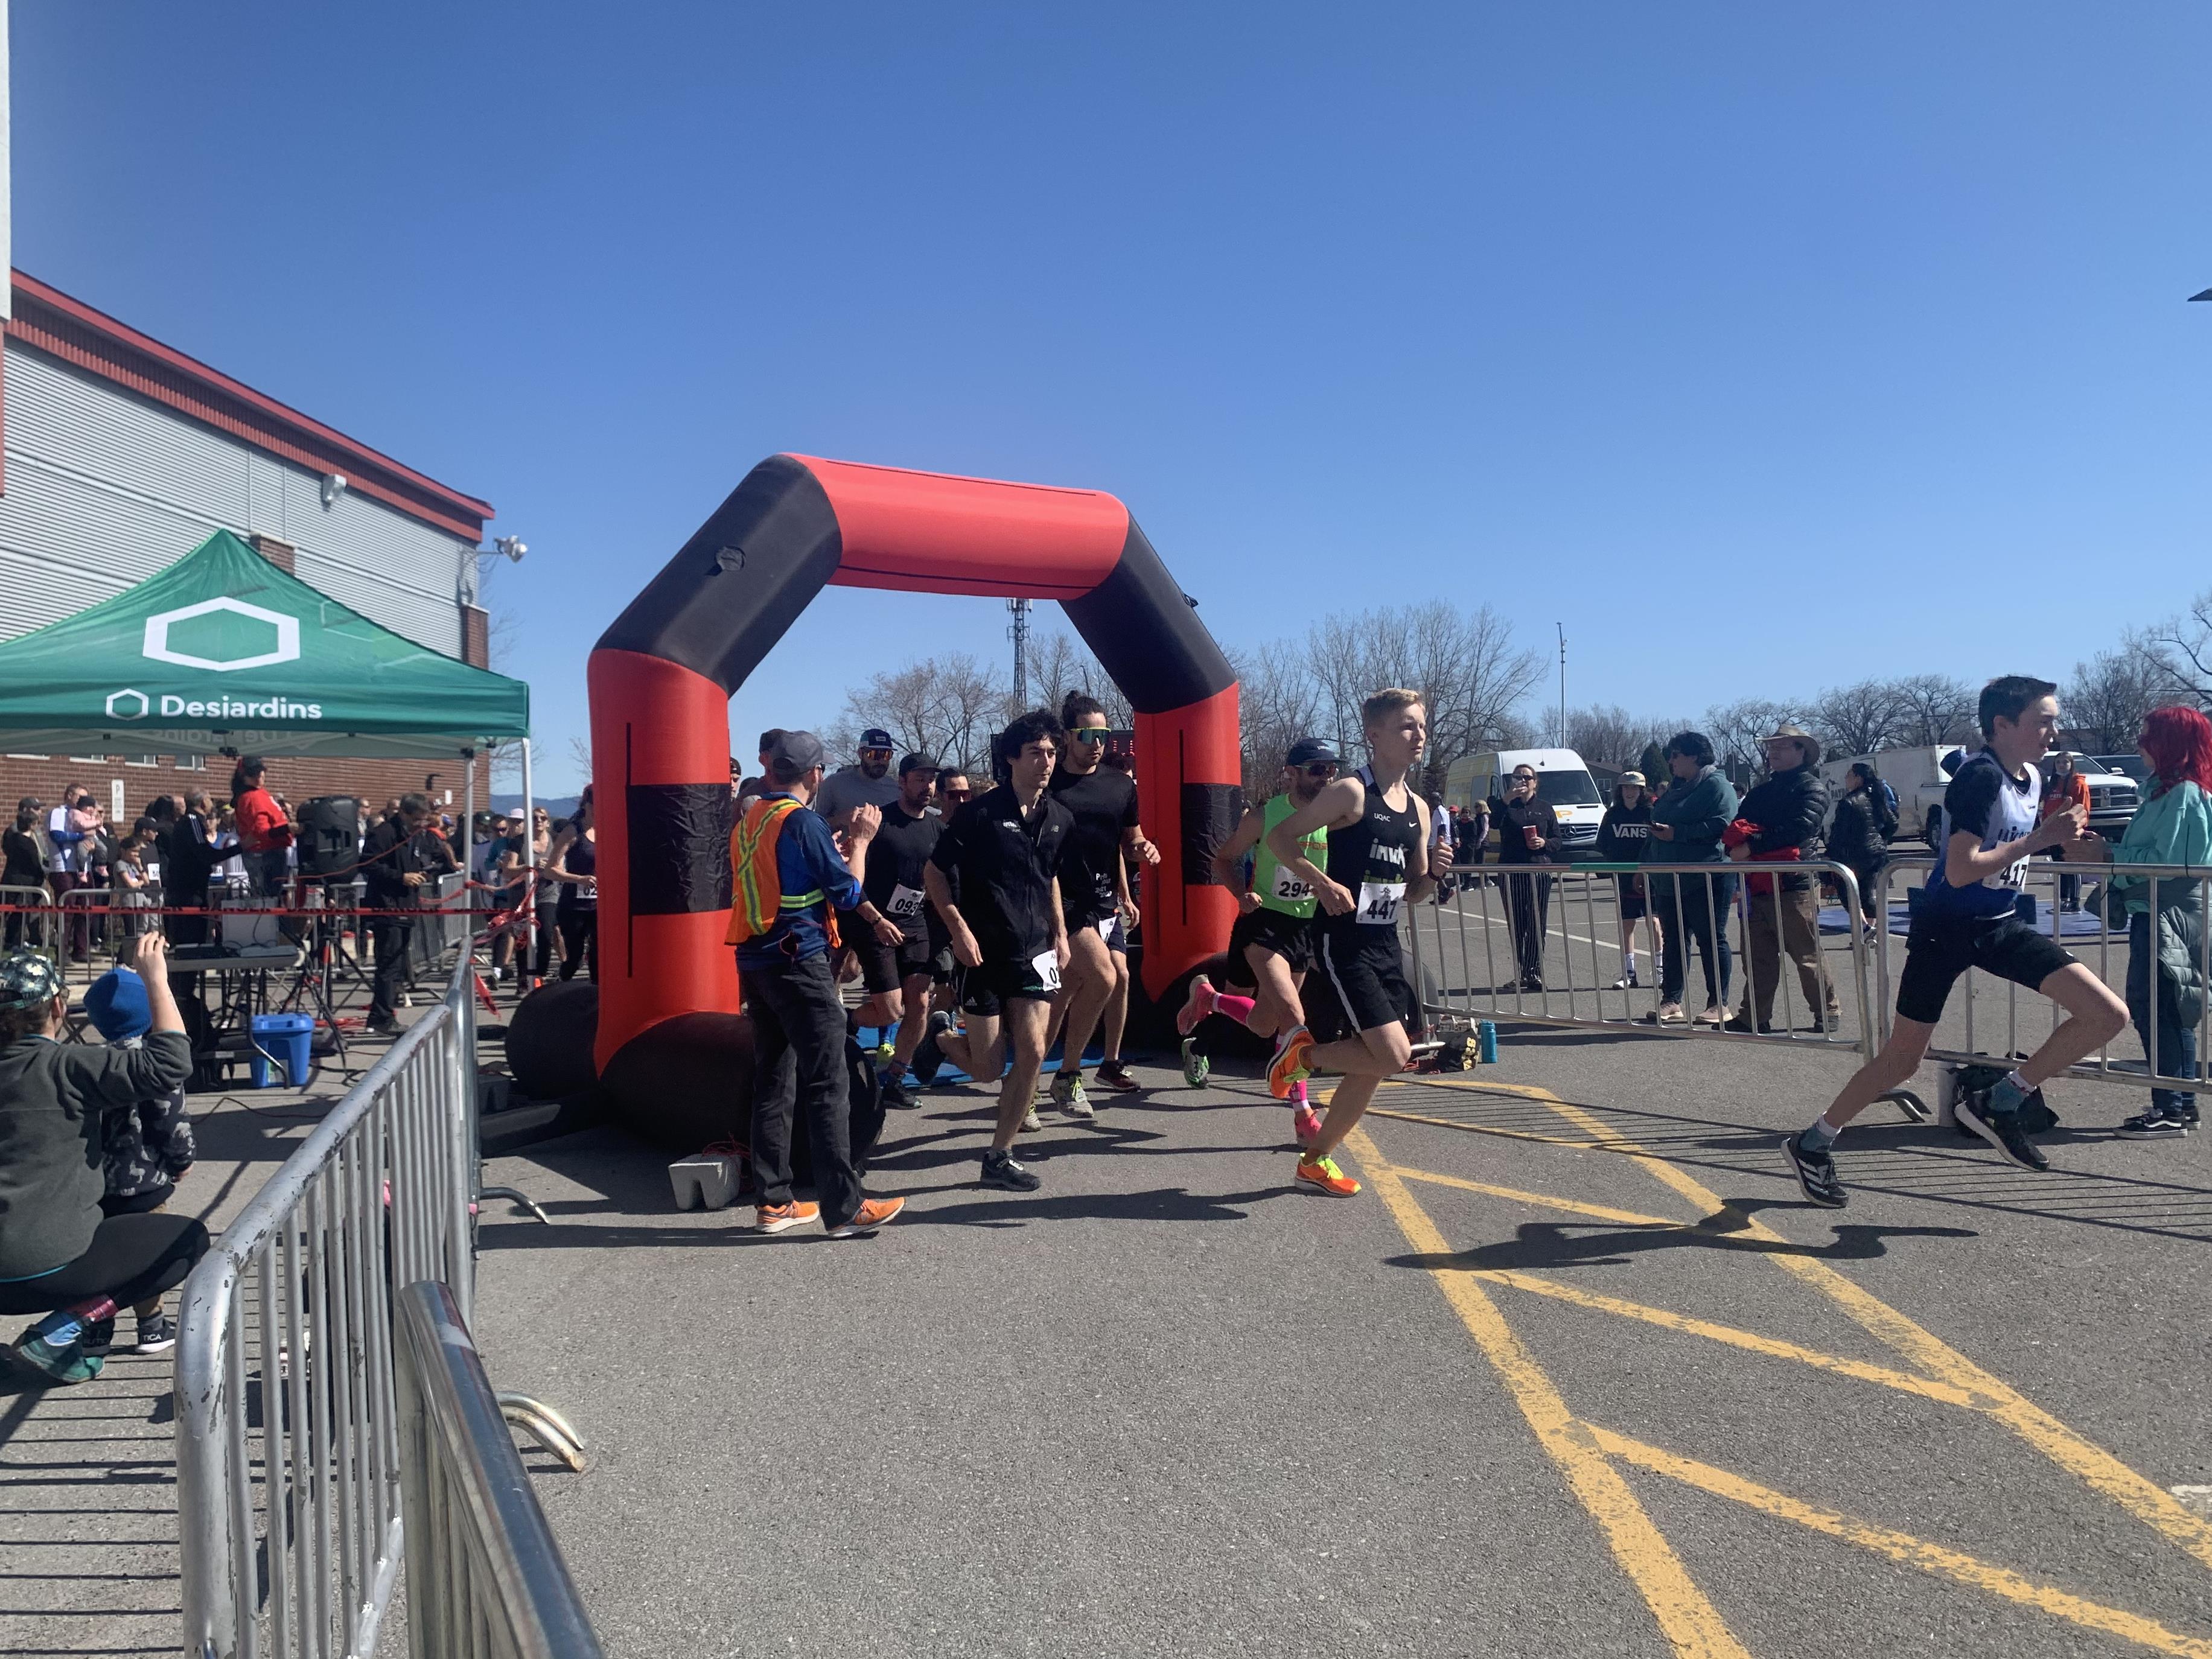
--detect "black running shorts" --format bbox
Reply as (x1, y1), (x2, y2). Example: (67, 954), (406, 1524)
(1226, 906), (1317, 979)
(956, 955), (1060, 1018)
(1312, 925), (1413, 1040)
(1893, 911), (2074, 1026)
(853, 925), (952, 995)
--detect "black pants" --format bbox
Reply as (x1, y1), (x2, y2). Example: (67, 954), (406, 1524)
(1503, 869), (1551, 981)
(0, 1214), (209, 1317)
(1660, 874), (1735, 1009)
(371, 916), (413, 1025)
(557, 908), (598, 981)
(747, 951), (862, 1229)
(534, 901), (559, 976)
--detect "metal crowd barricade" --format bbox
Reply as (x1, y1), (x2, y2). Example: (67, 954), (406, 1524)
(177, 952), (479, 1659)
(393, 1282), (605, 1659)
(0, 881), (59, 957)
(1873, 855), (2210, 1104)
(1405, 856), (1888, 1066)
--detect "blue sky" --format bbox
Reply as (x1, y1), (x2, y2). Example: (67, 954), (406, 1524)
(14, 2), (2210, 792)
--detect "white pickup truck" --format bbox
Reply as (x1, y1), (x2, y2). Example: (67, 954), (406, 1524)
(1819, 746), (2138, 847)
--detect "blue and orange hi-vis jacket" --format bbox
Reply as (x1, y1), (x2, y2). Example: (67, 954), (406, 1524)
(725, 793), (863, 969)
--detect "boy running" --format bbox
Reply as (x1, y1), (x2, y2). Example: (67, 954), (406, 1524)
(1782, 676), (2128, 1206)
(1182, 736), (1340, 1146)
(925, 711), (1074, 1192)
(1263, 691), (1453, 1197)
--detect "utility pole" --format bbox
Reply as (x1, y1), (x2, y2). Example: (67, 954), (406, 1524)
(1007, 597), (1032, 707)
(1555, 622), (1567, 747)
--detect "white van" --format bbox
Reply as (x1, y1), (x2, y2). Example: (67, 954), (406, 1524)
(1444, 748), (1605, 855)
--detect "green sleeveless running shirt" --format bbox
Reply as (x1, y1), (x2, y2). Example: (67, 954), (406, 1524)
(1253, 793), (1329, 918)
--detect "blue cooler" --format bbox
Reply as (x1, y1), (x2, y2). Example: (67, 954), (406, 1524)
(250, 1012), (317, 1089)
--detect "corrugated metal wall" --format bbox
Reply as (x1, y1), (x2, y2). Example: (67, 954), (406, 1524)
(0, 343), (468, 654)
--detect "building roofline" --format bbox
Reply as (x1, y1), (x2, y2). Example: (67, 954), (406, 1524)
(5, 270), (494, 543)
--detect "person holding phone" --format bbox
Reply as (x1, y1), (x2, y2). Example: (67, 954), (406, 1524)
(1488, 765), (1561, 992)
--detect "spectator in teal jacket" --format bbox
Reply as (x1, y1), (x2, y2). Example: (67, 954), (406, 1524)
(1643, 731), (1740, 1025)
(2074, 706), (2212, 1139)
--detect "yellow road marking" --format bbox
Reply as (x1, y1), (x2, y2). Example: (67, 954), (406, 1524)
(1587, 1425), (2212, 1659)
(1366, 1101), (1606, 1153)
(1444, 1078), (2212, 1576)
(1346, 1126), (1753, 1659)
(1389, 1165), (1687, 1229)
(1473, 1269), (1983, 1407)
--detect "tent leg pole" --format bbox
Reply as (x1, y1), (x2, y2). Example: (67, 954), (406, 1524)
(520, 739), (535, 986)
(462, 749), (475, 972)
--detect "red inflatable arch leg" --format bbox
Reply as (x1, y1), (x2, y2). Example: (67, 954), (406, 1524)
(587, 454), (1241, 1141)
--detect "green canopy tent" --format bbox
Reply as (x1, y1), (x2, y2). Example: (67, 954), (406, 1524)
(0, 527), (534, 897)
(0, 529), (527, 758)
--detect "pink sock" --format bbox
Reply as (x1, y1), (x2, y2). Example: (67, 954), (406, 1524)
(1289, 1077), (1308, 1106)
(1213, 993), (1256, 1026)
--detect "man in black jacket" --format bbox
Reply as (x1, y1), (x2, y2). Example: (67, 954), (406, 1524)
(361, 794), (431, 1034)
(1724, 725), (1841, 1033)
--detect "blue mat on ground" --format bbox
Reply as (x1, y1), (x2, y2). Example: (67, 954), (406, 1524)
(855, 1025), (1103, 1089)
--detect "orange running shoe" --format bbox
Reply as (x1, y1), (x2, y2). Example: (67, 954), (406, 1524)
(1268, 1027), (1315, 1100)
(1292, 1103), (1324, 1147)
(826, 1196), (907, 1238)
(1295, 1154), (1360, 1196)
(1175, 975), (1217, 1037)
(754, 1200), (821, 1234)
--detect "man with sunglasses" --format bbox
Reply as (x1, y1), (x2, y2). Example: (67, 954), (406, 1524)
(815, 728), (904, 829)
(1046, 694), (1161, 1113)
(933, 771), (973, 820)
(1182, 737), (1340, 1144)
(1490, 764), (1561, 992)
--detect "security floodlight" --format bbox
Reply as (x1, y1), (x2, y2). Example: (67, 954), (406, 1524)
(494, 536), (528, 562)
(320, 473), (348, 507)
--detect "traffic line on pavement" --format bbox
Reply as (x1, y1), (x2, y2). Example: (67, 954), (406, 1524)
(1494, 1080), (2212, 1577)
(1586, 1425), (2212, 1659)
(1347, 1126), (1754, 1659)
(1380, 1161), (1987, 1406)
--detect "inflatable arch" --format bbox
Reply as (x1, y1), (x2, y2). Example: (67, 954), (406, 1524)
(585, 454), (1241, 1130)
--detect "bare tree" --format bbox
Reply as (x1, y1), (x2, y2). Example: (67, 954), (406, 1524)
(2067, 646), (2179, 753)
(1027, 631), (1133, 728)
(2138, 590), (2212, 710)
(1891, 673), (1977, 748)
(1812, 678), (1908, 759)
(1563, 704), (1649, 772)
(1228, 639), (1328, 800)
(835, 654), (1007, 775)
(1305, 602), (1542, 795)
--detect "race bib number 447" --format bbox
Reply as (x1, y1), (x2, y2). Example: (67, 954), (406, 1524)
(1358, 880), (1406, 925)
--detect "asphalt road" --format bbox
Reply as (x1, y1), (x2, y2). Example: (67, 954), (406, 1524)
(473, 977), (2212, 1659)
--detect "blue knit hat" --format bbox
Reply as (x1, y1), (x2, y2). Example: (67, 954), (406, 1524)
(84, 967), (151, 1043)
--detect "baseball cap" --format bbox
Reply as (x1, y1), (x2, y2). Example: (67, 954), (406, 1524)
(84, 967), (151, 1043)
(899, 753), (939, 775)
(859, 728), (895, 751)
(1285, 737), (1340, 767)
(0, 949), (62, 1014)
(765, 730), (827, 777)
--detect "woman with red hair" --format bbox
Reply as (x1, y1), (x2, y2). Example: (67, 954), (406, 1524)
(2076, 705), (2212, 1138)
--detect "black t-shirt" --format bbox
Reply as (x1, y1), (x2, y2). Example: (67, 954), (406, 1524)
(931, 784), (1073, 964)
(863, 804), (942, 941)
(1049, 766), (1140, 919)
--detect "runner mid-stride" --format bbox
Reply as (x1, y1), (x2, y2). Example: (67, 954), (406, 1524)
(1184, 736), (1340, 1147)
(1262, 690), (1453, 1196)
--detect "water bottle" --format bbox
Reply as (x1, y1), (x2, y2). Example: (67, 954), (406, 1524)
(1477, 1020), (1498, 1065)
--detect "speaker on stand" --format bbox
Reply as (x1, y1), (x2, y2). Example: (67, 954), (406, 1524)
(288, 798), (369, 1052)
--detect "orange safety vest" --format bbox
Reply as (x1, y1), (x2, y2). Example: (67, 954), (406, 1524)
(724, 796), (841, 948)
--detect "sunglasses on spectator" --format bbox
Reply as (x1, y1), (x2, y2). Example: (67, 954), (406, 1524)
(942, 785), (974, 798)
(1512, 771), (1537, 782)
(1301, 762), (1338, 778)
(1071, 730), (1111, 745)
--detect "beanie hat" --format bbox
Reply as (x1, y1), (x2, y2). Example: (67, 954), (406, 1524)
(84, 967), (151, 1043)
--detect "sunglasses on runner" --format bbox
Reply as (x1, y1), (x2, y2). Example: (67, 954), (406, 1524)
(1301, 762), (1338, 778)
(942, 786), (973, 800)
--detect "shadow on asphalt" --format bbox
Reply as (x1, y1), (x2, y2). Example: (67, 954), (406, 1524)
(1387, 1208), (1977, 1275)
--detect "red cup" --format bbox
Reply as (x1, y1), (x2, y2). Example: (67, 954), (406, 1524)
(1522, 824), (1541, 849)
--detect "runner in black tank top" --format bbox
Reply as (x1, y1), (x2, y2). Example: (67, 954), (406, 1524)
(1261, 690), (1450, 1199)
